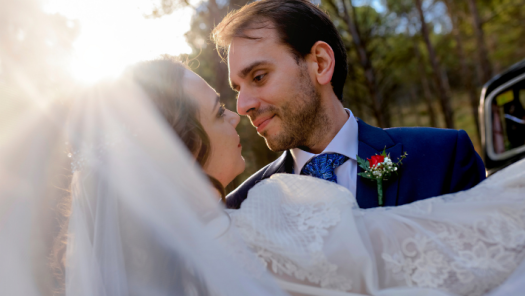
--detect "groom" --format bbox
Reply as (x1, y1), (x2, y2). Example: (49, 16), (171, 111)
(213, 0), (486, 209)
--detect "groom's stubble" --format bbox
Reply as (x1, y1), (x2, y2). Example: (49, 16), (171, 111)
(252, 63), (330, 152)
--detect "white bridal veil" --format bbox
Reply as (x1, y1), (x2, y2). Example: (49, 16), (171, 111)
(0, 78), (288, 296)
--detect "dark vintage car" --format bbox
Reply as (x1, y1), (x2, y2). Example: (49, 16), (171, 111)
(480, 59), (525, 175)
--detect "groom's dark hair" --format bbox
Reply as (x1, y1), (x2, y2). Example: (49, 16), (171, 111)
(212, 0), (347, 102)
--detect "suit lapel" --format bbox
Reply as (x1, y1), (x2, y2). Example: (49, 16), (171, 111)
(261, 150), (294, 180)
(356, 120), (403, 208)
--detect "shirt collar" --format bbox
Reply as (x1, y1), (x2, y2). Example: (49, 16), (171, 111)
(291, 109), (359, 173)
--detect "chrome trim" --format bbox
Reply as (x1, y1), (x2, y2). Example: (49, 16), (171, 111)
(485, 72), (525, 161)
(505, 114), (525, 124)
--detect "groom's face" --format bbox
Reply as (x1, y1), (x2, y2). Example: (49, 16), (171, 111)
(228, 28), (322, 151)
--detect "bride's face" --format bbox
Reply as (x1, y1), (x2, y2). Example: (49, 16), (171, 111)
(183, 70), (245, 187)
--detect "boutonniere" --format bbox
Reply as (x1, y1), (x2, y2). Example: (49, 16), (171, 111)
(357, 149), (408, 206)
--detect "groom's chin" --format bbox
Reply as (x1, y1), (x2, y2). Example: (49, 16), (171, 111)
(263, 134), (294, 152)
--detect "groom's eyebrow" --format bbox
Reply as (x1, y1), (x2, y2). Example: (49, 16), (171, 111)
(239, 61), (269, 78)
(231, 61), (271, 91)
(239, 61), (271, 79)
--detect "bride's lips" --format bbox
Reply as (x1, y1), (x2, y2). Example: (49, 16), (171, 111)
(254, 115), (275, 133)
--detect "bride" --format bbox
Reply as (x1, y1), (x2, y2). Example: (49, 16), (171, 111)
(1, 58), (524, 296)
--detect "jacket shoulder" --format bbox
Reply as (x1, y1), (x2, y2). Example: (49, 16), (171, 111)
(384, 126), (460, 144)
(383, 126), (486, 190)
(384, 127), (480, 157)
(225, 161), (274, 209)
(385, 127), (475, 156)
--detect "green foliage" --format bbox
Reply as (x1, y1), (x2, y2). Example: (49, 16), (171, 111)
(356, 155), (370, 172)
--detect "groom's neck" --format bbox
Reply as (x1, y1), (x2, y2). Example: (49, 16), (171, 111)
(299, 99), (349, 154)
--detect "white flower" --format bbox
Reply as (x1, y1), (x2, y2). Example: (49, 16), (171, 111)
(384, 157), (391, 163)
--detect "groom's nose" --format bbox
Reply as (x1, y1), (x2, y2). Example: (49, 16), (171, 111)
(237, 90), (260, 116)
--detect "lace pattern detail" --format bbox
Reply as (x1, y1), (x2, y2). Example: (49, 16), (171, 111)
(231, 175), (353, 292)
(230, 163), (525, 295)
(382, 204), (525, 296)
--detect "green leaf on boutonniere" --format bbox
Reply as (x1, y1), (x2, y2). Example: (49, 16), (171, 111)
(380, 147), (387, 157)
(356, 155), (369, 171)
(357, 171), (374, 180)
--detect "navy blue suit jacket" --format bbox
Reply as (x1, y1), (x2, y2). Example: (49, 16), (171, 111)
(226, 120), (486, 209)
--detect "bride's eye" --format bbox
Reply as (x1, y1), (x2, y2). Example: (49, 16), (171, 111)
(216, 103), (226, 119)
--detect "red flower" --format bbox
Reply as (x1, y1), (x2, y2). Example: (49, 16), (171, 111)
(368, 155), (384, 167)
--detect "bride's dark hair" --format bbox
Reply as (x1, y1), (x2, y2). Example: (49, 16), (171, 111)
(129, 58), (225, 200)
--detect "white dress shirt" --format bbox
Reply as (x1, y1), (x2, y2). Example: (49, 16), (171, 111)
(290, 109), (359, 197)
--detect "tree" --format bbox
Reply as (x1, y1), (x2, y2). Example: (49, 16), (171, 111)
(412, 39), (438, 127)
(323, 0), (397, 128)
(466, 0), (493, 84)
(414, 0), (454, 128)
(444, 0), (480, 137)
(342, 0), (387, 128)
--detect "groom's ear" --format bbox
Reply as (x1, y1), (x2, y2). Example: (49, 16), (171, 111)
(308, 41), (335, 86)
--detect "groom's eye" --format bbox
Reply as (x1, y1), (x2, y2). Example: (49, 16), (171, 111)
(253, 74), (266, 83)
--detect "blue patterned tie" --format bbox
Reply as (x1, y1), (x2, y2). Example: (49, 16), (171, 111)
(300, 153), (349, 183)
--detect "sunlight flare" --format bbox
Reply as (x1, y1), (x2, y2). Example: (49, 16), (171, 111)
(43, 0), (193, 84)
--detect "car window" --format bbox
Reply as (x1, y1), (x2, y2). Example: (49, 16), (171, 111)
(491, 81), (525, 154)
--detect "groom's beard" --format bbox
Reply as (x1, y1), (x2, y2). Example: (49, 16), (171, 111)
(252, 69), (329, 152)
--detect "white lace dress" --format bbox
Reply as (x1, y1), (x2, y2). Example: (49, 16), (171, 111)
(227, 159), (525, 296)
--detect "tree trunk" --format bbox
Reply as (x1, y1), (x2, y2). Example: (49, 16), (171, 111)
(338, 0), (388, 128)
(409, 87), (422, 126)
(414, 0), (455, 128)
(412, 39), (437, 127)
(445, 0), (481, 139)
(348, 62), (366, 120)
(397, 98), (405, 126)
(466, 0), (492, 84)
(206, 0), (231, 100)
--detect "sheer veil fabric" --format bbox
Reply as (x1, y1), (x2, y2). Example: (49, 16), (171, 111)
(0, 79), (287, 296)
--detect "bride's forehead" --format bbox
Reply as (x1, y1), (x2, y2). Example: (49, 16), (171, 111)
(182, 69), (218, 109)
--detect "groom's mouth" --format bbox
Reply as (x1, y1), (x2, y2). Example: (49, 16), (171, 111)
(254, 115), (275, 133)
